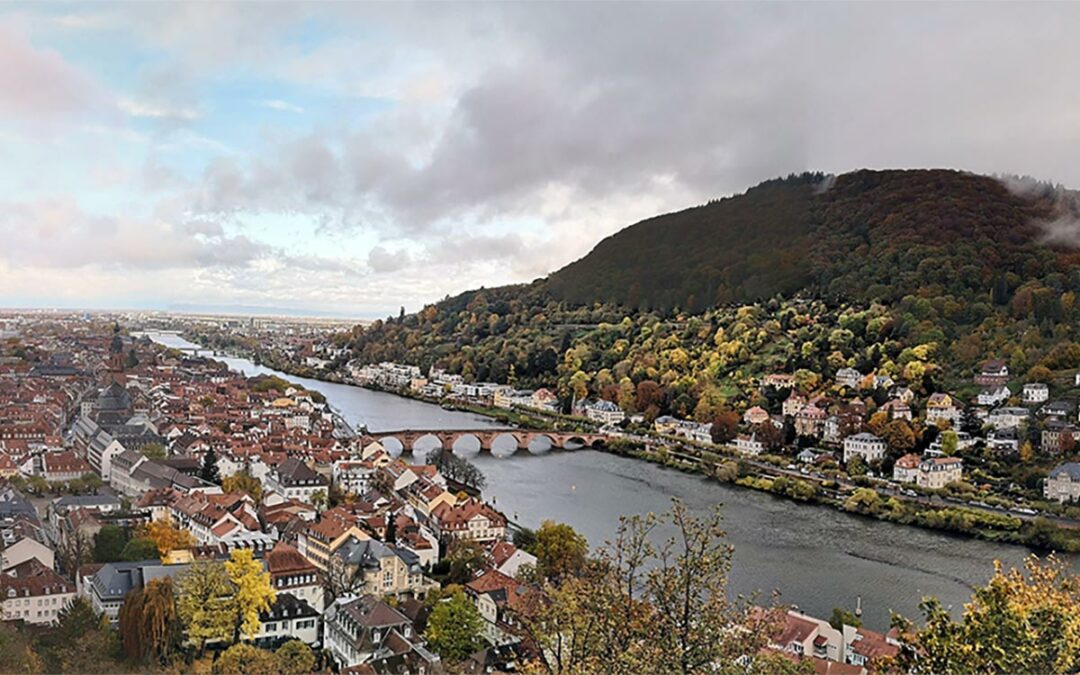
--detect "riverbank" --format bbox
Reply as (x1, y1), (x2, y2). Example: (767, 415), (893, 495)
(166, 333), (1080, 554)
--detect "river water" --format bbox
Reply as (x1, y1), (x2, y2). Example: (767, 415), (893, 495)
(144, 331), (1057, 630)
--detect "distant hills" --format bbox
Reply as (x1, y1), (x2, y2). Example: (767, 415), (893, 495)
(546, 169), (1073, 312)
(338, 169), (1080, 405)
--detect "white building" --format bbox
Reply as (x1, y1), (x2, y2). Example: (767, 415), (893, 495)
(1045, 463), (1080, 503)
(1022, 383), (1049, 404)
(976, 386), (1011, 407)
(843, 432), (886, 464)
(582, 400), (625, 425)
(917, 457), (963, 489)
(735, 433), (764, 456)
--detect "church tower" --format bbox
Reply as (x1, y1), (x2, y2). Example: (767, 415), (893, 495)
(107, 324), (125, 384)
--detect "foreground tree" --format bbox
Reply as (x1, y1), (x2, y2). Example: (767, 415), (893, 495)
(225, 548), (277, 642)
(177, 561), (235, 655)
(425, 589), (484, 663)
(118, 577), (179, 664)
(212, 643), (277, 675)
(891, 556), (1080, 674)
(515, 500), (779, 674)
(275, 639), (317, 674)
(119, 537), (160, 561)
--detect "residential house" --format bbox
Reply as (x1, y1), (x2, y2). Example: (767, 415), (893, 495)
(835, 368), (862, 389)
(332, 536), (434, 600)
(582, 400), (625, 425)
(296, 509), (370, 571)
(323, 594), (439, 673)
(976, 386), (1011, 407)
(767, 609), (844, 663)
(917, 457), (964, 490)
(974, 359), (1009, 386)
(252, 593), (320, 648)
(1039, 400), (1075, 419)
(795, 404), (827, 438)
(892, 454), (921, 483)
(432, 498), (507, 544)
(988, 406), (1029, 430)
(743, 406), (770, 426)
(1022, 383), (1050, 404)
(332, 459), (376, 497)
(843, 433), (886, 464)
(1044, 463), (1080, 503)
(1042, 419), (1080, 454)
(842, 624), (900, 668)
(265, 457), (329, 503)
(879, 399), (912, 421)
(266, 541), (324, 613)
(487, 541), (537, 579)
(783, 393), (807, 417)
(735, 433), (764, 456)
(1, 558), (76, 625)
(926, 393), (962, 427)
(465, 568), (529, 646)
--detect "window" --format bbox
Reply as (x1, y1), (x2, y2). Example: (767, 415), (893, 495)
(264, 622), (277, 632)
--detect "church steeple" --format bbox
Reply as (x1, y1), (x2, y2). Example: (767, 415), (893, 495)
(107, 324), (125, 384)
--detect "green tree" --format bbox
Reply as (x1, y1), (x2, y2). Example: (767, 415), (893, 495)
(138, 443), (166, 460)
(275, 639), (317, 674)
(829, 606), (862, 630)
(425, 589), (484, 663)
(199, 448), (221, 485)
(531, 520), (589, 582)
(120, 537), (159, 561)
(93, 524), (130, 563)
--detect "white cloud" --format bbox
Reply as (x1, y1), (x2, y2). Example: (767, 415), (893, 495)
(260, 99), (304, 114)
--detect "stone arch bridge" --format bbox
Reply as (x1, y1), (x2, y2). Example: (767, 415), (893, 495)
(363, 429), (608, 455)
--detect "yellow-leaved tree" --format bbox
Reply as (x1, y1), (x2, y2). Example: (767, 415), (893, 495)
(225, 548), (277, 643)
(890, 556), (1080, 673)
(140, 518), (196, 559)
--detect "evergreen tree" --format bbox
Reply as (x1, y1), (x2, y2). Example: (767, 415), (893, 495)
(199, 448), (221, 485)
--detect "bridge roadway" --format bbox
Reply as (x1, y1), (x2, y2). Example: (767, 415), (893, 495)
(363, 428), (607, 455)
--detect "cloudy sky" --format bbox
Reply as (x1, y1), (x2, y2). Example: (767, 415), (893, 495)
(3, 3), (1080, 317)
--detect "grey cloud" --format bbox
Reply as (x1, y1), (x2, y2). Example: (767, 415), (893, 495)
(367, 246), (411, 273)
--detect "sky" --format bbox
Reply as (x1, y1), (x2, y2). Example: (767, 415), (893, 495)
(4, 3), (1080, 318)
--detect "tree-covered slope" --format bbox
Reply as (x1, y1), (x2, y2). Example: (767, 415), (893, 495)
(329, 168), (1080, 417)
(547, 169), (1069, 312)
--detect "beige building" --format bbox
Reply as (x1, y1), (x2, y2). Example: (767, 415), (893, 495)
(917, 457), (963, 490)
(1045, 463), (1080, 503)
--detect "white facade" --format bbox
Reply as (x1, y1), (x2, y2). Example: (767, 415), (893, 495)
(843, 433), (886, 464)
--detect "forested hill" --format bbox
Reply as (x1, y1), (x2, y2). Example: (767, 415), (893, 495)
(336, 168), (1080, 410)
(546, 169), (1073, 312)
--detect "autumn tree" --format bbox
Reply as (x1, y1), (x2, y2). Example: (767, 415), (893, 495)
(139, 518), (196, 559)
(118, 577), (179, 664)
(275, 639), (317, 674)
(212, 643), (277, 675)
(425, 589), (484, 663)
(225, 547), (277, 643)
(427, 448), (486, 491)
(531, 520), (589, 582)
(892, 556), (1080, 673)
(710, 409), (740, 444)
(177, 560), (235, 655)
(222, 471), (262, 501)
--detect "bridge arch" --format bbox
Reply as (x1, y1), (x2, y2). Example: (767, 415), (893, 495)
(379, 436), (405, 457)
(490, 432), (523, 458)
(410, 433), (444, 457)
(451, 433), (482, 457)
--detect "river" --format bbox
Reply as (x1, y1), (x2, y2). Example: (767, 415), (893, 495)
(144, 331), (1055, 630)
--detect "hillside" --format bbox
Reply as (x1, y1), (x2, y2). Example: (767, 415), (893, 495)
(320, 168), (1080, 421)
(547, 169), (1068, 311)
